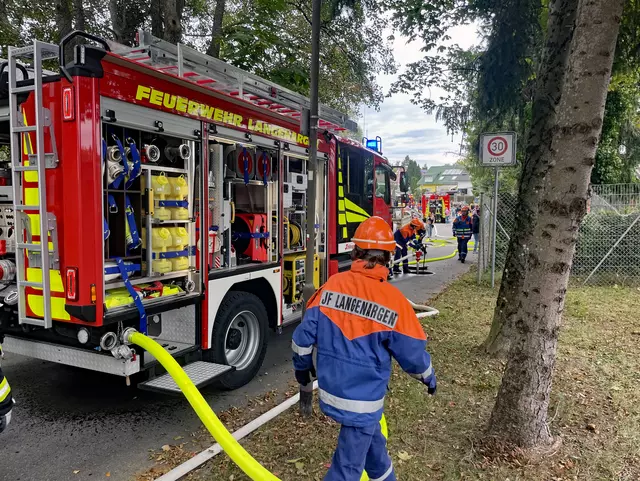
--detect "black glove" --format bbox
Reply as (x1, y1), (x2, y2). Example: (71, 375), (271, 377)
(295, 365), (316, 386)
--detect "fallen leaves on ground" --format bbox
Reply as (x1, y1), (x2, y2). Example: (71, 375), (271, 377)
(134, 274), (640, 481)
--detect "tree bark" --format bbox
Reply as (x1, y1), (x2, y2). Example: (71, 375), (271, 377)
(206, 0), (226, 58)
(487, 0), (624, 449)
(73, 0), (85, 31)
(109, 0), (126, 43)
(109, 0), (143, 45)
(482, 0), (580, 357)
(163, 0), (183, 44)
(55, 0), (73, 40)
(150, 0), (164, 39)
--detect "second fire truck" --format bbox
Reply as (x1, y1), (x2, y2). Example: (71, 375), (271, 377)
(0, 31), (406, 393)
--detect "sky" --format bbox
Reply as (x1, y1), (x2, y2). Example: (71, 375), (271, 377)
(360, 24), (481, 168)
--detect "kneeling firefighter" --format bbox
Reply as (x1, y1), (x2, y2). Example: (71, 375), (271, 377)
(0, 344), (14, 434)
(292, 216), (437, 481)
(393, 218), (425, 274)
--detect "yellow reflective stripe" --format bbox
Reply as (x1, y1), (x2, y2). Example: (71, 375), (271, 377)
(338, 186), (344, 197)
(26, 214), (54, 250)
(345, 198), (369, 217)
(27, 239), (55, 252)
(338, 172), (343, 183)
(24, 159), (38, 183)
(338, 214), (346, 225)
(27, 267), (65, 292)
(338, 200), (345, 211)
(0, 378), (10, 403)
(27, 294), (70, 320)
(342, 227), (348, 237)
(21, 111), (38, 182)
(27, 268), (68, 320)
(25, 187), (39, 206)
(346, 211), (369, 223)
(27, 213), (42, 236)
(22, 111), (33, 154)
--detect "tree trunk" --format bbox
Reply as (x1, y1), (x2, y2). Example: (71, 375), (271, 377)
(206, 0), (226, 58)
(109, 0), (125, 43)
(151, 0), (164, 39)
(482, 0), (580, 357)
(487, 0), (624, 449)
(55, 0), (73, 40)
(73, 0), (85, 31)
(163, 0), (183, 44)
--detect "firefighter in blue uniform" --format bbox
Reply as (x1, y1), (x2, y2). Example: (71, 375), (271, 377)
(392, 218), (425, 274)
(0, 345), (14, 434)
(292, 216), (437, 481)
(452, 205), (473, 263)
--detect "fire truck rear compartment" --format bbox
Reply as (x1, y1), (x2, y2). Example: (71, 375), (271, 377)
(0, 30), (395, 391)
(99, 98), (202, 322)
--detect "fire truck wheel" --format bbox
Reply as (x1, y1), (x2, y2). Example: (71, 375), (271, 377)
(209, 291), (268, 390)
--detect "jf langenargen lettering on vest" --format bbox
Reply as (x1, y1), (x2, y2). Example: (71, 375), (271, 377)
(320, 290), (399, 329)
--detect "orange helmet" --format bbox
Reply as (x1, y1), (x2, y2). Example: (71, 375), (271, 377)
(410, 218), (425, 231)
(461, 205), (470, 213)
(352, 217), (396, 252)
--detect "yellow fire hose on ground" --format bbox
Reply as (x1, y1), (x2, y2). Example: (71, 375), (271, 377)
(392, 240), (475, 266)
(125, 329), (387, 481)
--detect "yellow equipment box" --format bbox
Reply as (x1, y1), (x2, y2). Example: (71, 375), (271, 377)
(283, 253), (319, 305)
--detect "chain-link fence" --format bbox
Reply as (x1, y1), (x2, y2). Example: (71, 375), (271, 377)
(479, 183), (640, 286)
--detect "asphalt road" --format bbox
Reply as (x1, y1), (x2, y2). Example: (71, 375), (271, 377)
(0, 241), (473, 481)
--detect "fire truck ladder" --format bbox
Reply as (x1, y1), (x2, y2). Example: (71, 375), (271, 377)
(116, 30), (358, 133)
(8, 40), (60, 329)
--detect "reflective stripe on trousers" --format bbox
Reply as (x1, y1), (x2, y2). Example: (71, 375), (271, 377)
(410, 363), (433, 381)
(324, 423), (395, 481)
(319, 389), (385, 414)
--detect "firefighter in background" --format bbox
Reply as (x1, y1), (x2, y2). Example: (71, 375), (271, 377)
(393, 218), (425, 274)
(453, 205), (473, 263)
(292, 217), (436, 481)
(0, 345), (14, 434)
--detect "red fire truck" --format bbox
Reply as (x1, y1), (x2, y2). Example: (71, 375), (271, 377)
(427, 193), (451, 223)
(0, 31), (405, 393)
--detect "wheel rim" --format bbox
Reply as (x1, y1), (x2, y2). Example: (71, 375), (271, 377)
(224, 310), (261, 371)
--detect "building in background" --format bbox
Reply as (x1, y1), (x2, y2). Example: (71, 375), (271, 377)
(418, 166), (473, 196)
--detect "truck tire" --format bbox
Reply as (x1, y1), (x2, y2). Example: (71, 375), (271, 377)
(209, 291), (268, 390)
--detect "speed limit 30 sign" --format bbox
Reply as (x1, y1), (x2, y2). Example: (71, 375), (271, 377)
(480, 132), (517, 166)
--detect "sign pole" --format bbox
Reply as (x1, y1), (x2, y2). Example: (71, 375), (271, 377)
(479, 131), (515, 288)
(477, 192), (484, 285)
(491, 167), (499, 288)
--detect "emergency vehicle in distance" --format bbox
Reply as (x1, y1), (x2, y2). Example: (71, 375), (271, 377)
(0, 31), (407, 393)
(424, 193), (451, 223)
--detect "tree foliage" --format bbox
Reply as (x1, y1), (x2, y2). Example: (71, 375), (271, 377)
(387, 0), (640, 189)
(402, 155), (423, 194)
(0, 0), (393, 117)
(191, 0), (396, 114)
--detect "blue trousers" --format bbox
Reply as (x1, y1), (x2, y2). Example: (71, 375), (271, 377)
(393, 231), (408, 271)
(324, 423), (396, 481)
(457, 237), (470, 259)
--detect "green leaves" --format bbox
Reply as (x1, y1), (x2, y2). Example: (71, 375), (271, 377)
(3, 0), (393, 117)
(215, 0), (394, 114)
